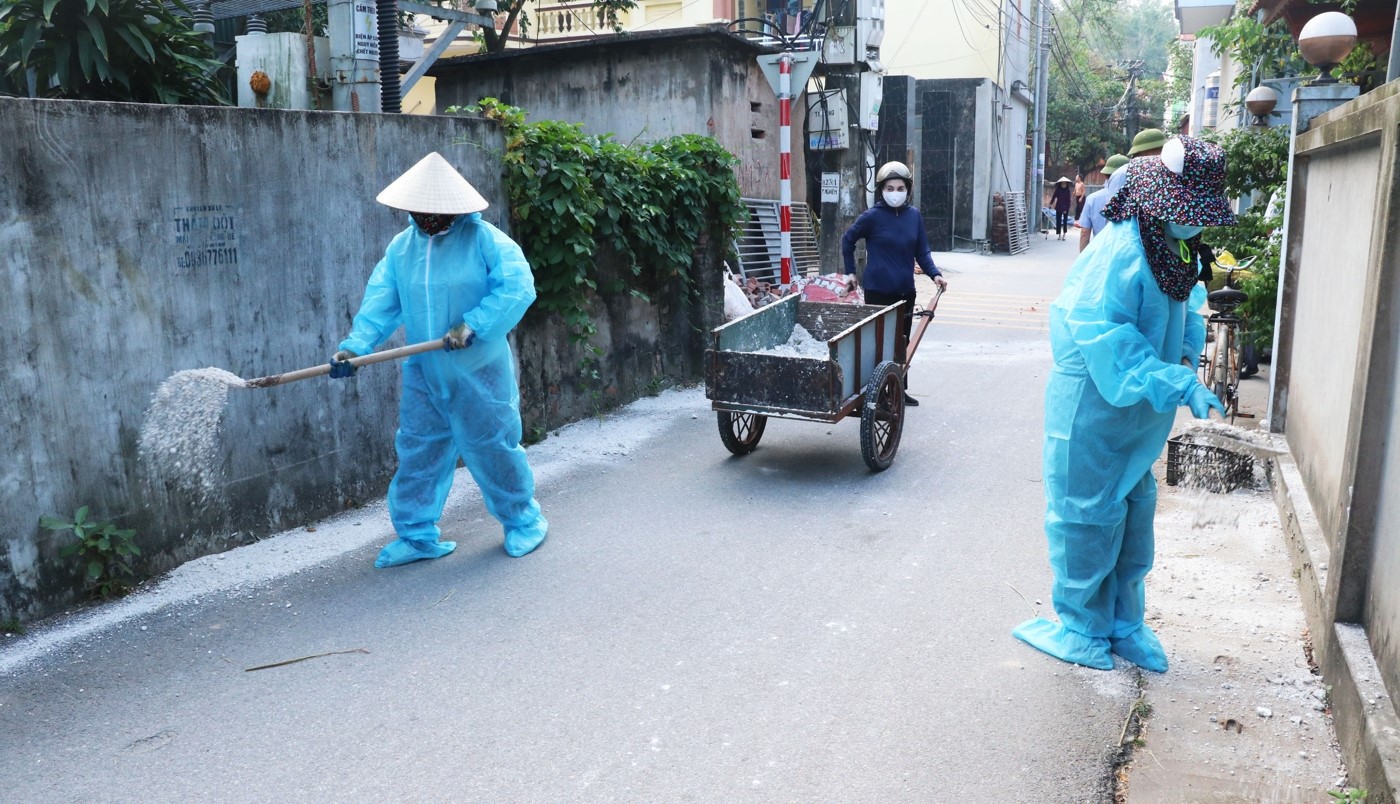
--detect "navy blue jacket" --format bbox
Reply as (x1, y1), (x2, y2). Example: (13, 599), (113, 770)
(841, 202), (940, 295)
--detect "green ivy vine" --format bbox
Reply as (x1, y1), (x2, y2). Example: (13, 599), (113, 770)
(454, 98), (745, 341)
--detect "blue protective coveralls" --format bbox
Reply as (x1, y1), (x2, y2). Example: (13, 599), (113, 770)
(1012, 219), (1207, 671)
(340, 213), (547, 566)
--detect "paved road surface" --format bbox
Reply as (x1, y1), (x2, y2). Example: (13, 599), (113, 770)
(0, 238), (1144, 802)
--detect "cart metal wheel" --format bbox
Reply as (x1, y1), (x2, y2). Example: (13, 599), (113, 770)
(861, 361), (906, 471)
(717, 411), (767, 455)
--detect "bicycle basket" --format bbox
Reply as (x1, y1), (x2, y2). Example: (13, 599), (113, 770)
(1165, 434), (1255, 493)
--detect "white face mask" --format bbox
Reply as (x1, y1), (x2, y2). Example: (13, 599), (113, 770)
(884, 189), (908, 208)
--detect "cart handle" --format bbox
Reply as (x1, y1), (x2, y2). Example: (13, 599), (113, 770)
(904, 286), (944, 371)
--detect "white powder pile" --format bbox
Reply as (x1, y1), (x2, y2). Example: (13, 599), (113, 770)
(137, 367), (246, 504)
(752, 324), (830, 359)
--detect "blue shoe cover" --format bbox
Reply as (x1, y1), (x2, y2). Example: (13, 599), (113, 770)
(1012, 617), (1114, 670)
(1111, 625), (1168, 673)
(374, 538), (457, 569)
(504, 516), (548, 558)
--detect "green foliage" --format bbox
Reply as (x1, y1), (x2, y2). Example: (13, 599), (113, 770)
(1197, 125), (1289, 348)
(261, 5), (329, 36)
(458, 98), (745, 341)
(0, 0), (228, 104)
(40, 506), (142, 599)
(1198, 0), (1313, 91)
(1327, 788), (1369, 803)
(1045, 0), (1176, 172)
(0, 617), (24, 635)
(1205, 207), (1282, 346)
(1203, 125), (1289, 199)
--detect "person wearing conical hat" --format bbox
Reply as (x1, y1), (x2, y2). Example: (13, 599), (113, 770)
(329, 152), (548, 568)
(1051, 176), (1074, 240)
(1013, 136), (1233, 673)
(1075, 154), (1129, 252)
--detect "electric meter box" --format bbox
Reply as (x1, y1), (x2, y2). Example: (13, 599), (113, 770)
(859, 72), (883, 131)
(808, 91), (850, 150)
(823, 26), (857, 65)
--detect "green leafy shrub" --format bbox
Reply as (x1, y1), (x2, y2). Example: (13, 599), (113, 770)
(0, 0), (228, 104)
(41, 506), (142, 598)
(1202, 126), (1289, 349)
(458, 98), (745, 341)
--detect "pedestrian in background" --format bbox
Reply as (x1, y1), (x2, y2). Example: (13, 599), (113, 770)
(1073, 174), (1087, 219)
(331, 152), (550, 568)
(1076, 154), (1129, 251)
(841, 161), (948, 407)
(1051, 177), (1074, 240)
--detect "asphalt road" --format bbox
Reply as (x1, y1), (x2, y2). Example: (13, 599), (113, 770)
(0, 237), (1143, 803)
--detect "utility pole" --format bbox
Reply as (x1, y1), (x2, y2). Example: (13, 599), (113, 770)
(1122, 60), (1144, 144)
(1029, 0), (1050, 240)
(813, 0), (884, 274)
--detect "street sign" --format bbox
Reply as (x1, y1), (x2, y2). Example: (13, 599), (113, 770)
(821, 173), (839, 203)
(757, 53), (819, 98)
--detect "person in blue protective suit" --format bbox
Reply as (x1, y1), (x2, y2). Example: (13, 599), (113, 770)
(1013, 136), (1234, 672)
(841, 161), (948, 406)
(330, 152), (549, 569)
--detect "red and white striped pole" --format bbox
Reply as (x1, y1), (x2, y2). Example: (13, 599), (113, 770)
(778, 52), (793, 286)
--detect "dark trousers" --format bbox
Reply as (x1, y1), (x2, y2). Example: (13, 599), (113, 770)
(863, 288), (917, 371)
(1055, 209), (1071, 235)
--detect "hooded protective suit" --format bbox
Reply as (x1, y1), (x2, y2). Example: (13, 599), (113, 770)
(1012, 219), (1209, 671)
(340, 212), (547, 565)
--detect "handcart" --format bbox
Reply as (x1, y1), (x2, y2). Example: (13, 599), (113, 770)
(705, 289), (943, 471)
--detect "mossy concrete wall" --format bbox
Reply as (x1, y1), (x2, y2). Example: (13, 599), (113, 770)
(0, 97), (721, 622)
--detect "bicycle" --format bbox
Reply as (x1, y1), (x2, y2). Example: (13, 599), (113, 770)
(1198, 255), (1256, 423)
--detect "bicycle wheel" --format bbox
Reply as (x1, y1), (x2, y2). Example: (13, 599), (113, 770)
(1211, 325), (1231, 408)
(1214, 325), (1238, 422)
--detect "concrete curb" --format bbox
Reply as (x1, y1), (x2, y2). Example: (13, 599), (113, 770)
(1268, 452), (1400, 802)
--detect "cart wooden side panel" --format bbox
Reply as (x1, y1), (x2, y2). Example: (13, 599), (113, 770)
(705, 351), (845, 415)
(705, 297), (901, 419)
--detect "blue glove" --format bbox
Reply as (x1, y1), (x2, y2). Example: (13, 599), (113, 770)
(329, 349), (358, 379)
(1186, 383), (1225, 419)
(443, 323), (475, 351)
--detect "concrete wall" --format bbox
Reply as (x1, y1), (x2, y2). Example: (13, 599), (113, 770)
(0, 97), (721, 622)
(1270, 80), (1400, 799)
(429, 26), (805, 201)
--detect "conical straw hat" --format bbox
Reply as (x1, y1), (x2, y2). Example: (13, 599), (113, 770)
(376, 152), (489, 214)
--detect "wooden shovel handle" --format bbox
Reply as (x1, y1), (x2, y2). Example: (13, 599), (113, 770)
(244, 339), (447, 389)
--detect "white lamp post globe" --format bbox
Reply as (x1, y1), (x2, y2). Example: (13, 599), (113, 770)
(1298, 11), (1358, 69)
(1245, 85), (1279, 124)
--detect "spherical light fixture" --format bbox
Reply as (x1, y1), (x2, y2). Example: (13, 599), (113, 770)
(1245, 85), (1279, 126)
(1298, 11), (1357, 84)
(474, 0), (498, 13)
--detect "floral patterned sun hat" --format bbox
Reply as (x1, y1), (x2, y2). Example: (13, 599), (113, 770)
(1109, 136), (1235, 227)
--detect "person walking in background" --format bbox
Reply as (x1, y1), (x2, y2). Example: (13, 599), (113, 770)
(330, 152), (550, 568)
(1073, 174), (1087, 219)
(1051, 177), (1074, 240)
(1076, 154), (1129, 251)
(1013, 136), (1234, 673)
(841, 161), (948, 407)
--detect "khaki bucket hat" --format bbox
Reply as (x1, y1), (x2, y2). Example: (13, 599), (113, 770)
(376, 152), (489, 214)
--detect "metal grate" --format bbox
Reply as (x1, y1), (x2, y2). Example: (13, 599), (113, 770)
(732, 198), (821, 285)
(1003, 191), (1029, 255)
